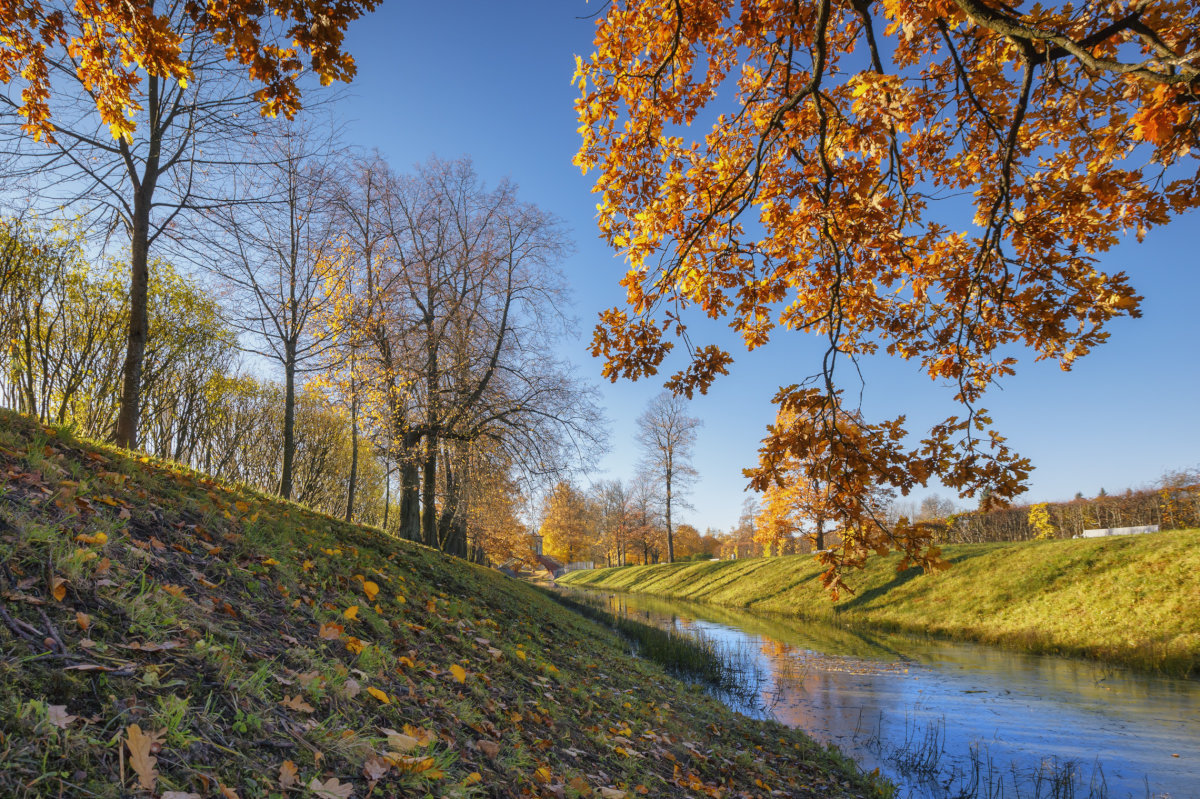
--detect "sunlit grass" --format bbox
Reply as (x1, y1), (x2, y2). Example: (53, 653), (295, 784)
(560, 531), (1200, 675)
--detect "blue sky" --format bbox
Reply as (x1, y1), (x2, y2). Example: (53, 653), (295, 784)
(330, 1), (1200, 531)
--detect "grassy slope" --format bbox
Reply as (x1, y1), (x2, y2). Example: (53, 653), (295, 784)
(0, 411), (878, 799)
(560, 532), (1200, 675)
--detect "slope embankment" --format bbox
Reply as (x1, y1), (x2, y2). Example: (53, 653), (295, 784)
(559, 531), (1200, 675)
(0, 411), (878, 799)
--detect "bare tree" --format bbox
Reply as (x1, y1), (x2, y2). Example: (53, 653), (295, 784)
(636, 391), (702, 563)
(199, 120), (344, 499)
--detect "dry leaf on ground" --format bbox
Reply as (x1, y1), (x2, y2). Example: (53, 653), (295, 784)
(309, 776), (353, 799)
(125, 724), (165, 791)
(278, 760), (299, 790)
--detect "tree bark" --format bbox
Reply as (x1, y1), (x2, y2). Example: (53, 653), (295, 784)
(344, 392), (358, 523)
(279, 342), (296, 499)
(114, 194), (151, 449)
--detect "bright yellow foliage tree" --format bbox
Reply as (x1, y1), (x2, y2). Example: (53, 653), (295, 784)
(575, 0), (1199, 592)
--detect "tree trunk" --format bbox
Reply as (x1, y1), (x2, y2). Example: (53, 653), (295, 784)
(665, 469), (675, 563)
(115, 74), (162, 449)
(279, 343), (296, 499)
(114, 197), (151, 449)
(382, 455), (391, 532)
(344, 393), (358, 523)
(396, 428), (422, 541)
(421, 435), (438, 548)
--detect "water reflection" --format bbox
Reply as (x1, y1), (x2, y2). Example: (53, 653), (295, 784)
(570, 589), (1200, 799)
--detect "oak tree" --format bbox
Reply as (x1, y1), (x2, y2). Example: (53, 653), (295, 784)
(576, 0), (1198, 591)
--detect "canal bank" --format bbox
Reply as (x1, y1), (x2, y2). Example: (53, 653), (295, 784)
(557, 529), (1200, 675)
(560, 588), (1200, 799)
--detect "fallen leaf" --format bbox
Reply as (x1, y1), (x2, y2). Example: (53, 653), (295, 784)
(75, 612), (91, 631)
(343, 605), (359, 620)
(219, 785), (241, 799)
(308, 777), (353, 799)
(599, 789), (627, 799)
(278, 760), (299, 791)
(161, 793), (203, 799)
(464, 772), (483, 786)
(126, 724), (165, 791)
(281, 694), (315, 713)
(363, 755), (390, 781)
(366, 686), (390, 704)
(362, 580), (379, 601)
(534, 766), (552, 783)
(119, 640), (184, 652)
(449, 664), (467, 683)
(477, 740), (500, 758)
(318, 622), (343, 639)
(47, 705), (77, 729)
(339, 678), (361, 699)
(49, 576), (68, 602)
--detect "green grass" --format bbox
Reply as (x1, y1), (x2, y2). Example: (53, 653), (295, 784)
(0, 410), (881, 798)
(559, 532), (1200, 676)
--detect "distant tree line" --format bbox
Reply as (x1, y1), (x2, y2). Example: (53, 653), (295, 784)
(934, 472), (1200, 543)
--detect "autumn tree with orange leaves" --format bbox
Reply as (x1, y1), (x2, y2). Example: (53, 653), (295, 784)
(576, 0), (1199, 593)
(0, 0), (378, 449)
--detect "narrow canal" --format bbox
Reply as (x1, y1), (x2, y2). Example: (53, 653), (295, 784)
(564, 588), (1199, 799)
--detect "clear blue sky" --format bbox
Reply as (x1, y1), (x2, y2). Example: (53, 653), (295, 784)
(331, 1), (1200, 531)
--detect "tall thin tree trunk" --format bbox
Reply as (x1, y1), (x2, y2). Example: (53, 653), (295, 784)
(279, 343), (296, 499)
(421, 435), (438, 548)
(383, 454), (391, 532)
(115, 199), (151, 449)
(665, 470), (675, 563)
(115, 73), (162, 449)
(345, 392), (358, 523)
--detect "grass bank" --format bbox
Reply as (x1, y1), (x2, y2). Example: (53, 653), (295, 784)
(559, 532), (1200, 676)
(0, 411), (879, 799)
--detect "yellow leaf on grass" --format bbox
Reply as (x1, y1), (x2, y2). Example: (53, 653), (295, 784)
(318, 622), (343, 639)
(235, 500), (250, 513)
(464, 772), (482, 785)
(263, 558), (280, 566)
(126, 724), (165, 791)
(534, 766), (552, 784)
(367, 686), (390, 704)
(449, 664), (466, 683)
(75, 531), (108, 545)
(363, 580), (379, 601)
(75, 612), (90, 630)
(50, 576), (67, 602)
(514, 649), (527, 661)
(344, 636), (365, 655)
(398, 656), (415, 669)
(343, 605), (359, 620)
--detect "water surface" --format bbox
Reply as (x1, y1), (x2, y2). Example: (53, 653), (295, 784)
(567, 588), (1200, 799)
